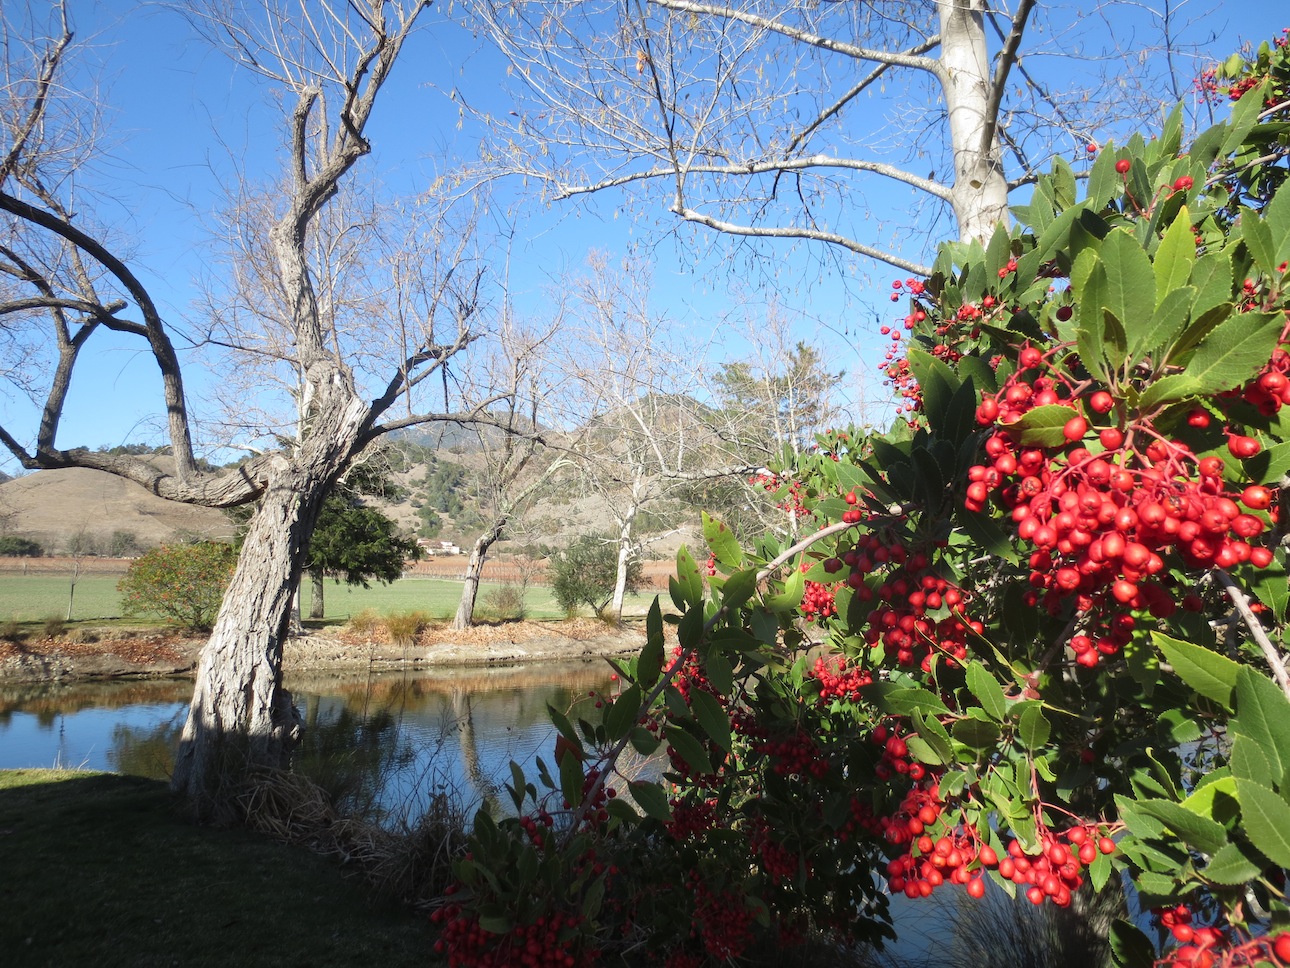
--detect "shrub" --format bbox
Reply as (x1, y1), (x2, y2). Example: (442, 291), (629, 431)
(479, 584), (526, 623)
(41, 615), (65, 639)
(549, 534), (642, 616)
(346, 609), (383, 637)
(117, 542), (238, 632)
(0, 536), (43, 557)
(383, 611), (428, 647)
(0, 618), (23, 641)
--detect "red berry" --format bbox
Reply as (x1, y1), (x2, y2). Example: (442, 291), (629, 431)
(1228, 434), (1262, 459)
(966, 877), (985, 899)
(1242, 484), (1274, 509)
(1273, 933), (1290, 963)
(1115, 159), (1131, 174)
(1173, 175), (1194, 191)
(1064, 417), (1089, 442)
(1098, 836), (1115, 855)
(1088, 391), (1114, 414)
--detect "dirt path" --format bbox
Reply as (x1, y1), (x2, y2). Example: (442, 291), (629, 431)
(0, 618), (651, 684)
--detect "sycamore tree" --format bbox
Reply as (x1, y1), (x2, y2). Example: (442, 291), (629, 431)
(461, 0), (1220, 276)
(0, 0), (501, 814)
(428, 35), (1290, 968)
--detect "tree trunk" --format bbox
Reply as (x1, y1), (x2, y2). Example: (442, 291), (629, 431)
(309, 565), (326, 620)
(452, 518), (506, 630)
(171, 393), (367, 817)
(938, 0), (1011, 244)
(609, 502), (640, 625)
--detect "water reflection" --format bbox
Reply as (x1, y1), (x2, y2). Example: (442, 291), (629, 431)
(0, 661), (615, 823)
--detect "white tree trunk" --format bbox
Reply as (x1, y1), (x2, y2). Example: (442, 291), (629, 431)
(308, 566), (326, 620)
(609, 503), (639, 624)
(937, 0), (1011, 243)
(452, 518), (506, 630)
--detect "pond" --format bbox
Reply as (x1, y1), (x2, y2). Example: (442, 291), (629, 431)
(0, 661), (616, 825)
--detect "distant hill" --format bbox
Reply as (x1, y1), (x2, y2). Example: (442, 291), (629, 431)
(0, 466), (234, 556)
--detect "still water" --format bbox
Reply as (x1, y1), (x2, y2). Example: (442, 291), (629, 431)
(0, 661), (615, 823)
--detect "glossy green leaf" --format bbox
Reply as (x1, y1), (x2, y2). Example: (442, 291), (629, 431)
(720, 567), (759, 612)
(1179, 311), (1283, 394)
(639, 598), (665, 688)
(998, 403), (1082, 448)
(1204, 841), (1265, 885)
(1235, 778), (1290, 867)
(1135, 799), (1229, 855)
(1109, 920), (1157, 968)
(1233, 667), (1290, 789)
(966, 660), (1008, 722)
(666, 725), (714, 776)
(764, 566), (805, 613)
(1132, 285), (1194, 363)
(671, 546), (704, 610)
(702, 511), (742, 569)
(629, 725), (661, 756)
(688, 688), (732, 753)
(905, 735), (946, 766)
(952, 716), (1002, 749)
(1100, 228), (1156, 358)
(604, 685), (642, 742)
(1017, 702), (1052, 751)
(1182, 773), (1240, 825)
(558, 746), (585, 808)
(628, 780), (671, 823)
(1153, 632), (1240, 709)
(1243, 208), (1278, 275)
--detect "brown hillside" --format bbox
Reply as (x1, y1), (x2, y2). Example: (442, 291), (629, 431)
(0, 467), (234, 554)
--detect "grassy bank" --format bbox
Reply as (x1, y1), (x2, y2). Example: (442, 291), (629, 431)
(0, 769), (440, 967)
(0, 573), (658, 624)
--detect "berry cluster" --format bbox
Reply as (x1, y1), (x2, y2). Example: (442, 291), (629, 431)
(432, 899), (596, 968)
(967, 350), (1277, 665)
(810, 654), (873, 702)
(989, 826), (1115, 908)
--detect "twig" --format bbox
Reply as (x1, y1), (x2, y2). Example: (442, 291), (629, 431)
(1214, 569), (1290, 700)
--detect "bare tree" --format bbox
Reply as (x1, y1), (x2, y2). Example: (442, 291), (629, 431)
(450, 309), (571, 629)
(559, 251), (755, 622)
(461, 0), (1218, 276)
(0, 0), (501, 813)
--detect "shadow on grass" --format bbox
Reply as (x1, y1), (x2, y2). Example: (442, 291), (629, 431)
(0, 769), (437, 968)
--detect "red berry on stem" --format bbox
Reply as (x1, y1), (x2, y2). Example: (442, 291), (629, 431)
(1115, 158), (1131, 174)
(1089, 391), (1114, 414)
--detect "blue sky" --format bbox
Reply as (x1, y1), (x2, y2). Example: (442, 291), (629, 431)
(3, 1), (1289, 472)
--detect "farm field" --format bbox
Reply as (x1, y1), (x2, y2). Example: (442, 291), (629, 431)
(0, 572), (659, 625)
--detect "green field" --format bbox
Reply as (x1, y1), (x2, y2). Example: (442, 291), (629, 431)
(0, 572), (657, 625)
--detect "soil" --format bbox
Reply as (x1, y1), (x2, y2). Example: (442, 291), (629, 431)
(0, 618), (652, 684)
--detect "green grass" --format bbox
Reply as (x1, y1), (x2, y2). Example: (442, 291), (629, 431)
(0, 573), (658, 625)
(0, 769), (439, 967)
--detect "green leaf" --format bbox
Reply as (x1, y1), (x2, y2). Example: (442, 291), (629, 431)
(1175, 311), (1283, 394)
(1189, 251), (1233, 320)
(1135, 799), (1229, 855)
(1204, 841), (1265, 885)
(1109, 919), (1157, 968)
(912, 709), (955, 764)
(628, 780), (672, 823)
(998, 403), (1081, 448)
(720, 567), (759, 612)
(764, 566), (804, 613)
(1235, 778), (1290, 866)
(905, 735), (946, 766)
(702, 511), (742, 569)
(604, 685), (642, 742)
(1232, 731), (1272, 781)
(1243, 209), (1279, 275)
(1233, 667), (1290, 787)
(1182, 774), (1240, 825)
(629, 725), (661, 756)
(966, 660), (1008, 722)
(639, 599), (665, 687)
(671, 546), (703, 610)
(1100, 228), (1156, 355)
(1132, 285), (1195, 363)
(559, 746), (585, 808)
(1153, 632), (1240, 709)
(666, 725), (714, 776)
(861, 683), (951, 717)
(1017, 702), (1052, 751)
(908, 348), (961, 436)
(688, 688), (732, 753)
(952, 716), (1002, 749)
(1090, 846), (1113, 892)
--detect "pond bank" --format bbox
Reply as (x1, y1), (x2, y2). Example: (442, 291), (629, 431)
(0, 618), (648, 684)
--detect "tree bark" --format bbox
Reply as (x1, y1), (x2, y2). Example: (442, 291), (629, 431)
(309, 566), (326, 620)
(171, 390), (367, 817)
(937, 0), (1011, 244)
(452, 517), (506, 630)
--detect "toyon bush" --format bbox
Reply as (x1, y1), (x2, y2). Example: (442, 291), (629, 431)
(118, 542), (238, 632)
(431, 34), (1290, 968)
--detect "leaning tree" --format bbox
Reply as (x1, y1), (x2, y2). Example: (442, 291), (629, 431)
(0, 0), (498, 813)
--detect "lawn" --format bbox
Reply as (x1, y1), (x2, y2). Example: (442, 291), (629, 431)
(0, 572), (658, 624)
(0, 769), (441, 967)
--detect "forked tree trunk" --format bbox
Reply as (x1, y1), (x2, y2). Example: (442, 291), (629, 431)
(171, 394), (367, 816)
(452, 518), (506, 629)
